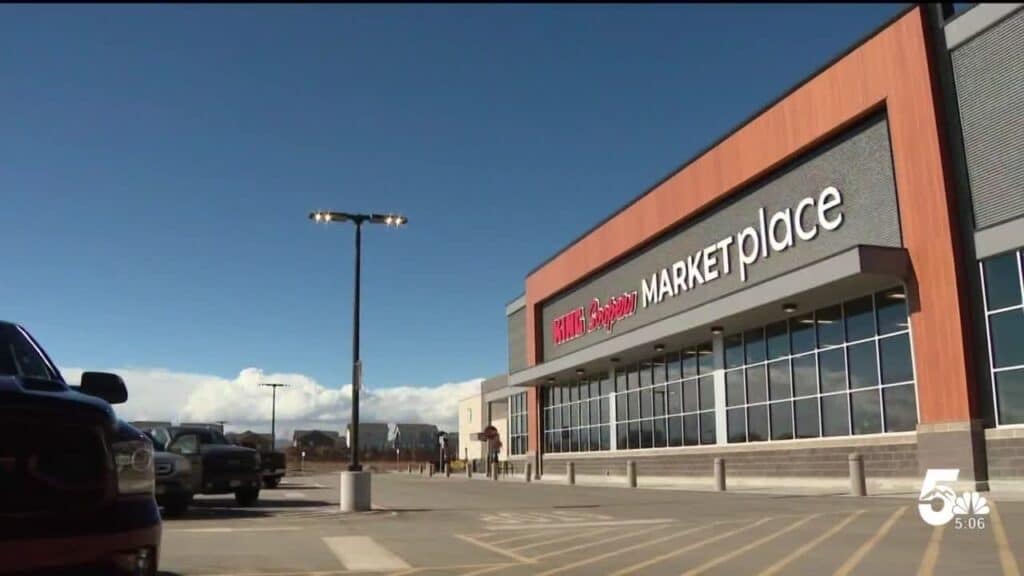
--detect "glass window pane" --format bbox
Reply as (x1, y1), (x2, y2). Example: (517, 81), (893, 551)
(640, 387), (653, 418)
(600, 398), (610, 424)
(770, 401), (794, 440)
(700, 412), (716, 444)
(628, 421), (640, 449)
(562, 405), (570, 428)
(653, 357), (666, 385)
(793, 354), (817, 397)
(851, 390), (882, 435)
(640, 361), (653, 388)
(653, 385), (666, 417)
(580, 402), (589, 426)
(615, 369), (627, 393)
(629, 391), (640, 420)
(668, 382), (682, 414)
(990, 309), (1024, 369)
(848, 342), (879, 389)
(845, 296), (875, 342)
(570, 429), (579, 452)
(615, 393), (627, 421)
(725, 333), (744, 369)
(880, 333), (914, 384)
(601, 374), (613, 396)
(579, 427), (589, 452)
(600, 425), (610, 450)
(668, 416), (683, 446)
(745, 328), (766, 364)
(684, 414), (699, 446)
(791, 314), (816, 353)
(876, 288), (909, 335)
(819, 348), (847, 393)
(591, 399), (600, 425)
(683, 380), (699, 413)
(617, 423), (628, 450)
(766, 321), (790, 360)
(580, 381), (590, 400)
(570, 384), (578, 403)
(591, 380), (600, 398)
(821, 394), (850, 437)
(628, 364), (640, 390)
(591, 426), (600, 451)
(700, 376), (715, 410)
(666, 352), (682, 382)
(726, 370), (745, 407)
(795, 398), (820, 438)
(554, 406), (562, 429)
(641, 420), (653, 448)
(682, 350), (698, 379)
(727, 408), (746, 443)
(747, 405), (768, 442)
(562, 429), (570, 451)
(570, 404), (579, 427)
(553, 386), (561, 405)
(984, 252), (1022, 310)
(996, 368), (1024, 425)
(817, 305), (844, 347)
(698, 343), (714, 375)
(746, 366), (767, 404)
(769, 360), (792, 400)
(883, 384), (917, 432)
(654, 418), (667, 448)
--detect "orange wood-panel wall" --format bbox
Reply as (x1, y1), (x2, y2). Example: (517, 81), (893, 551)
(523, 7), (974, 425)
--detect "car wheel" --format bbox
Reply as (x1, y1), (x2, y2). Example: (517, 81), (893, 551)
(162, 494), (192, 518)
(235, 487), (260, 506)
(263, 476), (280, 489)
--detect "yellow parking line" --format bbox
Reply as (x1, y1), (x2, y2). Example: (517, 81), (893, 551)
(510, 527), (616, 552)
(680, 514), (821, 576)
(990, 502), (1022, 576)
(454, 534), (535, 564)
(832, 506), (907, 576)
(534, 523), (715, 576)
(531, 522), (677, 561)
(609, 517), (773, 576)
(487, 531), (552, 547)
(916, 524), (945, 576)
(757, 510), (865, 576)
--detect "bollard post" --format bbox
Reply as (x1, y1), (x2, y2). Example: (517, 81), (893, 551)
(566, 461), (575, 486)
(429, 463), (435, 477)
(466, 462), (472, 478)
(714, 458), (726, 492)
(419, 463), (424, 474)
(849, 453), (867, 496)
(492, 462), (499, 481)
(407, 464), (412, 474)
(626, 461), (637, 488)
(445, 462), (451, 478)
(525, 462), (532, 483)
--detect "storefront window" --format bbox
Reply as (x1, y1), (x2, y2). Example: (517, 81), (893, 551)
(541, 375), (611, 454)
(981, 250), (1024, 425)
(723, 286), (917, 444)
(509, 392), (528, 456)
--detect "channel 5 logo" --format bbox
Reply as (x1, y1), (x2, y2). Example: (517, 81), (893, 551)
(918, 468), (990, 528)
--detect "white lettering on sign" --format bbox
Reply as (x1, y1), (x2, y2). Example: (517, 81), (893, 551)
(554, 186), (845, 347)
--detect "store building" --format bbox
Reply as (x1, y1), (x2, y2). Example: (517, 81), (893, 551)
(503, 3), (1024, 492)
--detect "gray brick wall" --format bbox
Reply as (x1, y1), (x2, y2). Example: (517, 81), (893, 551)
(986, 436), (1024, 481)
(544, 443), (918, 479)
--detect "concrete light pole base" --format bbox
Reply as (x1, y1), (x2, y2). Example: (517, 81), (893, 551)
(340, 471), (371, 512)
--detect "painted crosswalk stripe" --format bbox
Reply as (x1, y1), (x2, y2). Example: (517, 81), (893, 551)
(321, 536), (411, 572)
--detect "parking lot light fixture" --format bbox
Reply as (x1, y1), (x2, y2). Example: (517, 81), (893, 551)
(307, 209), (407, 474)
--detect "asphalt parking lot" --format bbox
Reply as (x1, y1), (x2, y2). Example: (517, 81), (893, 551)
(160, 471), (1023, 576)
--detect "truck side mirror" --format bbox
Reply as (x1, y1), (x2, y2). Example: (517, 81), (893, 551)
(80, 372), (128, 404)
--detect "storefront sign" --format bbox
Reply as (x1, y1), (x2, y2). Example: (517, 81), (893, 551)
(551, 186), (844, 347)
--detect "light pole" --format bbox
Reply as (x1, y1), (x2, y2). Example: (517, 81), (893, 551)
(260, 383), (288, 450)
(308, 210), (407, 474)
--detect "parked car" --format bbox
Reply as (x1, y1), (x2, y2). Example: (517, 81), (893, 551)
(0, 320), (161, 575)
(140, 425), (262, 505)
(143, 430), (194, 517)
(232, 435), (287, 488)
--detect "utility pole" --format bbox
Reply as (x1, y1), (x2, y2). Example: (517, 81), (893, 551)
(259, 383), (289, 449)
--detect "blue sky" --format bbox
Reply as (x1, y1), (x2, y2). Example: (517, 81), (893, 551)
(2, 4), (907, 399)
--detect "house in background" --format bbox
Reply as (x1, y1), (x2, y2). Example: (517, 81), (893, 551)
(227, 431), (273, 452)
(292, 429), (344, 451)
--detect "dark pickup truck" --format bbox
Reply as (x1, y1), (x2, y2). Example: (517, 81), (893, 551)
(141, 425), (262, 505)
(0, 320), (161, 575)
(232, 436), (287, 488)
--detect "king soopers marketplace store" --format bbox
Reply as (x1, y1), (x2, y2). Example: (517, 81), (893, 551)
(500, 4), (1024, 492)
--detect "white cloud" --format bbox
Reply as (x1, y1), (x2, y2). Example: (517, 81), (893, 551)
(60, 366), (483, 440)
